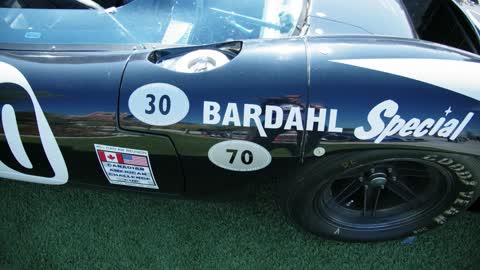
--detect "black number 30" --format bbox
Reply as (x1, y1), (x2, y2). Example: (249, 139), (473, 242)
(145, 94), (171, 115)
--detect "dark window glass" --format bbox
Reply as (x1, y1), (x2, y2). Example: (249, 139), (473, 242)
(403, 0), (479, 53)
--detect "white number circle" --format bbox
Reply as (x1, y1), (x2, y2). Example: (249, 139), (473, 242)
(128, 83), (190, 126)
(208, 140), (272, 172)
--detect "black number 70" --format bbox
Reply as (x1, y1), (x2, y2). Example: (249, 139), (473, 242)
(226, 149), (253, 165)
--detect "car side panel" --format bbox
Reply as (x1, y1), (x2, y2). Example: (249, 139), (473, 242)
(0, 51), (185, 193)
(119, 39), (308, 194)
(305, 36), (480, 158)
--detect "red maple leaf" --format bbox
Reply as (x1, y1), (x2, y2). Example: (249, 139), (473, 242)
(108, 154), (116, 160)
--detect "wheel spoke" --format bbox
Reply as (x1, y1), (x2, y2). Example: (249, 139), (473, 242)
(399, 174), (429, 178)
(386, 180), (416, 202)
(396, 168), (427, 173)
(372, 187), (382, 217)
(335, 172), (363, 181)
(327, 179), (363, 207)
(395, 168), (429, 178)
(394, 179), (417, 198)
(363, 185), (368, 217)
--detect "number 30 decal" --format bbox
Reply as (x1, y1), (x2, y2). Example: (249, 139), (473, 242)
(145, 94), (171, 115)
(209, 140), (271, 172)
(129, 83), (189, 126)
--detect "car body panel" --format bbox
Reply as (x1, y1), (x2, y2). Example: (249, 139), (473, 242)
(119, 39), (308, 158)
(118, 39), (308, 193)
(0, 50), (185, 193)
(1, 1), (480, 197)
(306, 36), (480, 157)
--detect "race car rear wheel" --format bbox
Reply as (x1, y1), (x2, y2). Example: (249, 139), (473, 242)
(279, 150), (480, 241)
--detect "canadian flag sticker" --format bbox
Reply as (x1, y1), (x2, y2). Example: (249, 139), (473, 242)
(98, 151), (123, 163)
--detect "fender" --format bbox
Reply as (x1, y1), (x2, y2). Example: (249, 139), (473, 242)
(305, 36), (480, 157)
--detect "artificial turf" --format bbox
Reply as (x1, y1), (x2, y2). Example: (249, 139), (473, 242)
(0, 180), (479, 270)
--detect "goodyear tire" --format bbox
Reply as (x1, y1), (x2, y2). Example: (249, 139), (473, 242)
(470, 198), (480, 211)
(279, 150), (480, 241)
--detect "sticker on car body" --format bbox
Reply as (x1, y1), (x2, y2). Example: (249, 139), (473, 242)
(208, 140), (272, 172)
(128, 83), (190, 126)
(94, 144), (158, 189)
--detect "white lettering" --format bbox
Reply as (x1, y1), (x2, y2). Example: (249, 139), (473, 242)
(222, 103), (241, 126)
(306, 107), (327, 131)
(354, 100), (397, 140)
(328, 109), (343, 133)
(399, 118), (420, 137)
(284, 107), (304, 131)
(200, 100), (474, 142)
(438, 119), (459, 137)
(244, 104), (267, 137)
(450, 113), (475, 140)
(265, 105), (284, 129)
(413, 119), (435, 137)
(203, 101), (221, 124)
(354, 100), (474, 143)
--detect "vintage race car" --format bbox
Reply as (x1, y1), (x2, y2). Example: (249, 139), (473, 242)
(1, 0), (480, 241)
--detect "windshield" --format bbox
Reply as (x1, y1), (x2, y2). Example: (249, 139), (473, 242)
(457, 0), (480, 30)
(0, 0), (306, 46)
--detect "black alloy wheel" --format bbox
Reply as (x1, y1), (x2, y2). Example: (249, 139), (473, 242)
(316, 160), (452, 230)
(279, 150), (480, 241)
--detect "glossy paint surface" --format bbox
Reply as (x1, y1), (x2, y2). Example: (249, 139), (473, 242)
(119, 39), (307, 193)
(0, 50), (185, 193)
(305, 36), (480, 157)
(1, 38), (480, 195)
(0, 0), (480, 194)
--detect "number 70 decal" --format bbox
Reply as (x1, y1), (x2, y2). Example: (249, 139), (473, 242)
(226, 149), (254, 165)
(208, 140), (271, 172)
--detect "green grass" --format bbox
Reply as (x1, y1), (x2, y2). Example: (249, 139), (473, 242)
(1, 180), (479, 270)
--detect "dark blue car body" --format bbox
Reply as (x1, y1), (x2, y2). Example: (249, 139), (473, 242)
(1, 0), (479, 197)
(0, 0), (480, 194)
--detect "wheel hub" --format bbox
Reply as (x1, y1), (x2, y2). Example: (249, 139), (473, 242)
(368, 172), (388, 187)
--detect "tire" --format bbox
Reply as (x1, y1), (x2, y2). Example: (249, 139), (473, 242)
(469, 198), (480, 211)
(279, 150), (480, 241)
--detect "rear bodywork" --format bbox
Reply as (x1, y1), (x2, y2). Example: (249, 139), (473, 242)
(1, 0), (480, 196)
